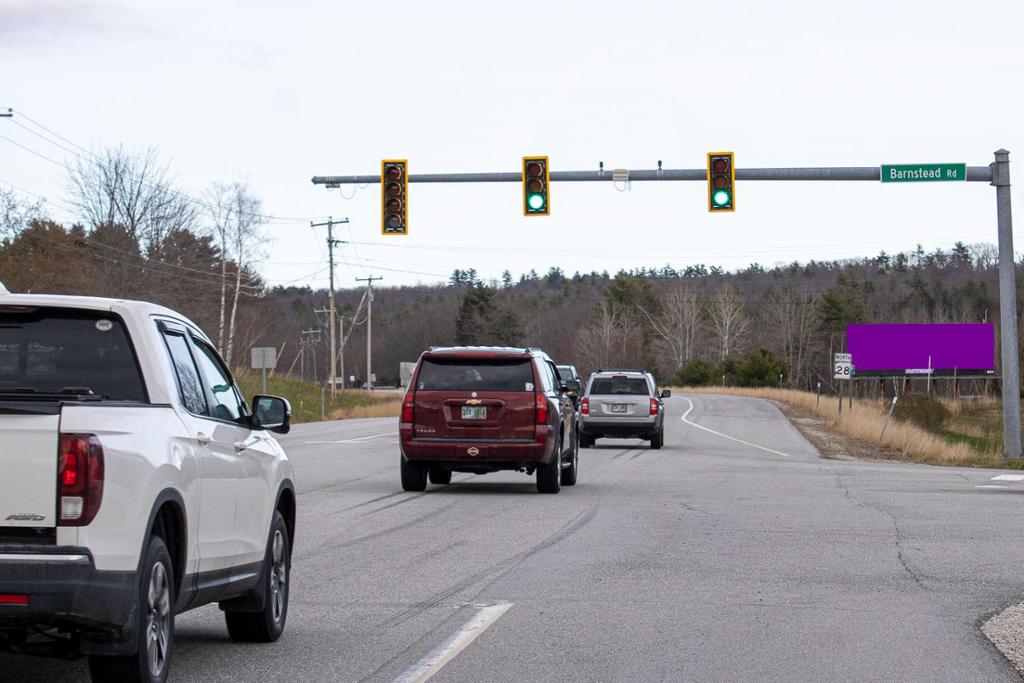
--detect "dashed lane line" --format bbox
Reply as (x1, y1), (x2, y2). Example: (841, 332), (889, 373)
(392, 601), (513, 683)
(679, 396), (792, 458)
(305, 431), (397, 445)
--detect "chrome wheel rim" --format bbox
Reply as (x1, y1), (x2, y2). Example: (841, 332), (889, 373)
(270, 529), (287, 624)
(146, 560), (171, 677)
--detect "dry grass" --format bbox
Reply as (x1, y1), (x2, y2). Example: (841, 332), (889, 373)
(678, 386), (1022, 469)
(327, 397), (402, 420)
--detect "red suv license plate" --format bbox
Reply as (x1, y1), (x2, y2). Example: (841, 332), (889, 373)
(461, 406), (487, 419)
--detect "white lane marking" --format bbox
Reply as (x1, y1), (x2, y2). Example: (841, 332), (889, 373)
(679, 396), (792, 458)
(394, 602), (513, 683)
(977, 485), (1011, 489)
(305, 431), (396, 445)
(991, 474), (1024, 482)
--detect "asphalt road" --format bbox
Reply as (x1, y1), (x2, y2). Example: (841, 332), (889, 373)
(4, 394), (1024, 681)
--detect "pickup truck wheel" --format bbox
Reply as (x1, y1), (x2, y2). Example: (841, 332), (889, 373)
(225, 512), (290, 643)
(401, 455), (428, 491)
(560, 432), (579, 486)
(88, 536), (174, 683)
(428, 466), (452, 485)
(651, 429), (664, 450)
(537, 439), (562, 494)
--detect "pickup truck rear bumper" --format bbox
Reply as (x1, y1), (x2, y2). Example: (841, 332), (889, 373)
(0, 548), (137, 655)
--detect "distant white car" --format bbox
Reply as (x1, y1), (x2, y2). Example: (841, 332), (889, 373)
(0, 293), (296, 682)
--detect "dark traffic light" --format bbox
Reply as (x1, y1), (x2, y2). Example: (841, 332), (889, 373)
(522, 156), (550, 216)
(707, 152), (735, 212)
(381, 160), (408, 235)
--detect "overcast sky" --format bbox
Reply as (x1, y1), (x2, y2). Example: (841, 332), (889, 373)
(3, 0), (1023, 289)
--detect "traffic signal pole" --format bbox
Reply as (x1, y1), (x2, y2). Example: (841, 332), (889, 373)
(313, 154), (1018, 459)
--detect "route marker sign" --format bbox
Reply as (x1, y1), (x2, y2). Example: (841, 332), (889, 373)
(880, 163), (966, 183)
(834, 353), (853, 379)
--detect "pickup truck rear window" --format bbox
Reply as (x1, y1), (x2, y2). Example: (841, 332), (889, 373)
(416, 358), (535, 392)
(590, 378), (650, 396)
(0, 307), (146, 402)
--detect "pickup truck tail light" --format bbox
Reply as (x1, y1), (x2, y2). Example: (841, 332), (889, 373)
(581, 397), (589, 415)
(401, 391), (415, 424)
(58, 434), (104, 526)
(535, 393), (549, 425)
(650, 398), (659, 415)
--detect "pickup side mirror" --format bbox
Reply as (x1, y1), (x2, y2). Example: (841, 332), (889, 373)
(252, 395), (291, 434)
(563, 379), (581, 394)
(660, 389), (672, 398)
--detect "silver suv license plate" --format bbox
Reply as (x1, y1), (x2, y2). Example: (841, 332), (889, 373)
(610, 404), (628, 414)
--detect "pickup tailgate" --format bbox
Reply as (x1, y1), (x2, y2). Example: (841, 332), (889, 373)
(0, 405), (59, 527)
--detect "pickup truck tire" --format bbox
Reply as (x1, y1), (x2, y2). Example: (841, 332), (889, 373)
(560, 433), (579, 486)
(88, 536), (175, 683)
(650, 429), (664, 450)
(536, 439), (562, 494)
(401, 456), (428, 491)
(428, 466), (452, 485)
(225, 512), (290, 643)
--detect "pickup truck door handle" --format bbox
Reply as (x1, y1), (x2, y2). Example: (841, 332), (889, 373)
(196, 433), (212, 445)
(234, 441), (248, 452)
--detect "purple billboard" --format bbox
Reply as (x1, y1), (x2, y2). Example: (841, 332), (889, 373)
(846, 324), (995, 377)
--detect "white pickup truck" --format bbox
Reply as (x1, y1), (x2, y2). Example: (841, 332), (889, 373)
(0, 292), (296, 683)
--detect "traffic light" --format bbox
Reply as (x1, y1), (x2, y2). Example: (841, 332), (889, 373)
(522, 156), (550, 216)
(707, 152), (735, 212)
(381, 160), (408, 235)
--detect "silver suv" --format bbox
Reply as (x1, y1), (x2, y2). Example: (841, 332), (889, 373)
(578, 370), (670, 449)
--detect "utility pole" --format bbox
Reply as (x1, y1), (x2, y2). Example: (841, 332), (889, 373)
(311, 217), (349, 401)
(993, 150), (1021, 459)
(338, 289), (368, 392)
(355, 276), (382, 390)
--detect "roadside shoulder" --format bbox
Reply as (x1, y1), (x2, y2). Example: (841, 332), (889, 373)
(982, 602), (1024, 677)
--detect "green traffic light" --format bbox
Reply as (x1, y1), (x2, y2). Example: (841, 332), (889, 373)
(527, 193), (546, 211)
(712, 189), (731, 207)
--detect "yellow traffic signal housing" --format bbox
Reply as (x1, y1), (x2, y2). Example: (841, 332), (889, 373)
(707, 152), (735, 212)
(381, 159), (408, 235)
(522, 156), (550, 216)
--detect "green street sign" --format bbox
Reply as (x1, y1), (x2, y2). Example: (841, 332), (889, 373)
(881, 163), (966, 183)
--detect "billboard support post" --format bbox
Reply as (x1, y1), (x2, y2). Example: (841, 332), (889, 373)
(993, 149), (1021, 459)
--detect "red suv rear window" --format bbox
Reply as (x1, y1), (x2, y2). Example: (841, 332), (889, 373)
(416, 358), (534, 392)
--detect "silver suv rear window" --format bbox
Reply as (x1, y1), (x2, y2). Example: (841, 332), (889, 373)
(0, 307), (146, 401)
(417, 358), (534, 392)
(590, 377), (649, 396)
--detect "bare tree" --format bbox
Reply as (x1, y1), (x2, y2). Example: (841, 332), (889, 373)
(707, 285), (749, 361)
(766, 285), (818, 387)
(205, 181), (266, 366)
(575, 302), (621, 372)
(0, 187), (46, 238)
(68, 146), (197, 252)
(640, 282), (703, 371)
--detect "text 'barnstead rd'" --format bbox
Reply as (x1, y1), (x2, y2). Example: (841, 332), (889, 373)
(881, 163), (967, 183)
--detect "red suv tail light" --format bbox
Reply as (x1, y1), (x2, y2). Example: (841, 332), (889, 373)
(581, 397), (589, 415)
(535, 393), (549, 424)
(401, 390), (415, 423)
(650, 398), (659, 415)
(58, 434), (104, 526)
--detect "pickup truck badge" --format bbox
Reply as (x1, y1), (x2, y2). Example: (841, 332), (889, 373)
(467, 447), (480, 456)
(5, 512), (46, 521)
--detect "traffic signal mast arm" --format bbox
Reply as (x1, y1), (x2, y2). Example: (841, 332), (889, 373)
(314, 164), (994, 185)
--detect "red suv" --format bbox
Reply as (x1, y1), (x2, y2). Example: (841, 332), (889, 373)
(399, 347), (580, 493)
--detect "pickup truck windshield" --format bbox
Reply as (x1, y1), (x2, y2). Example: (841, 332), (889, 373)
(0, 307), (146, 401)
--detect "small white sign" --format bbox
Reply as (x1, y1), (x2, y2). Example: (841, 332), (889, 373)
(250, 347), (277, 370)
(834, 353), (852, 363)
(834, 361), (853, 379)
